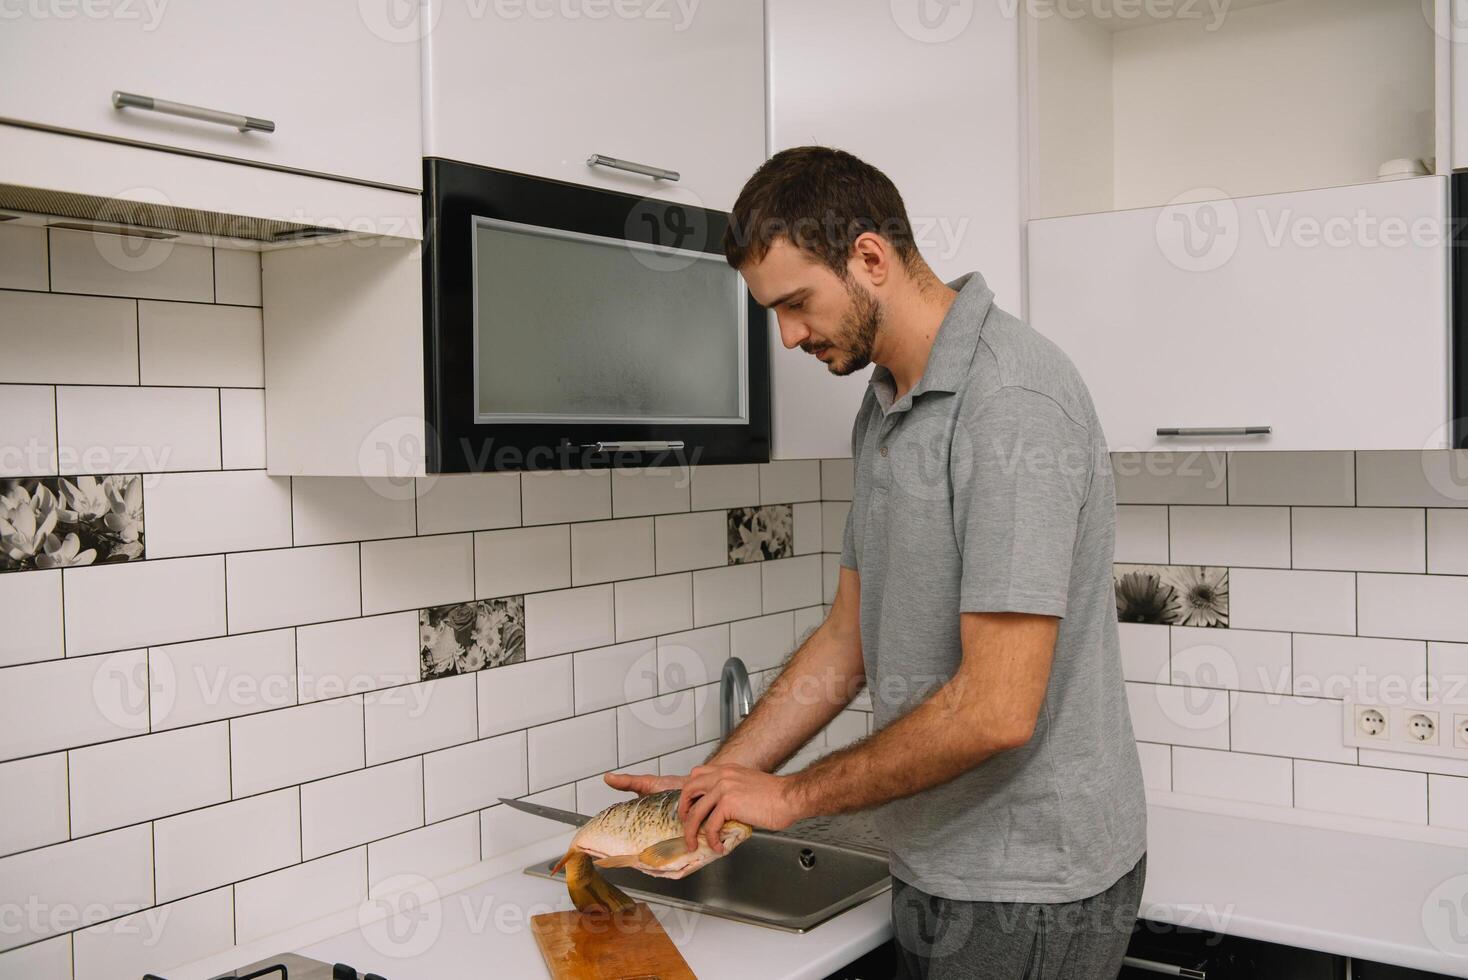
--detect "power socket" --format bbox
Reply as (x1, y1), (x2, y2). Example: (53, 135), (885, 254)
(1403, 709), (1439, 746)
(1456, 714), (1468, 750)
(1355, 705), (1389, 741)
(1342, 699), (1468, 761)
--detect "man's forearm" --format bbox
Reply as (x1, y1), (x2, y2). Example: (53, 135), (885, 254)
(706, 613), (865, 773)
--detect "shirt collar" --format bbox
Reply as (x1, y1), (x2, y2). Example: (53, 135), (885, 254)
(870, 271), (993, 410)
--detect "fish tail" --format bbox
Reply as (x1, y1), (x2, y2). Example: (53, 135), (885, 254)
(561, 849), (636, 914)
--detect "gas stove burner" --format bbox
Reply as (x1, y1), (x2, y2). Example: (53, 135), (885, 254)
(142, 951), (386, 980)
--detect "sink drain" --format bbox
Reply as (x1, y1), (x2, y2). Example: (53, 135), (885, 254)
(798, 848), (817, 870)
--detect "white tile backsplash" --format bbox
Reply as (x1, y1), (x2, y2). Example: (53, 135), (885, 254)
(1227, 451), (1355, 506)
(47, 229), (213, 302)
(527, 709), (618, 791)
(416, 472), (521, 535)
(571, 517), (655, 585)
(360, 533), (474, 615)
(477, 656), (575, 738)
(1357, 451), (1468, 508)
(1125, 682), (1229, 750)
(0, 650), (148, 761)
(1170, 626), (1292, 695)
(1293, 760), (1426, 823)
(64, 555), (226, 655)
(1427, 509), (1468, 575)
(142, 470), (293, 558)
(525, 584), (615, 658)
(0, 824), (152, 951)
(227, 544), (360, 633)
(368, 814), (480, 895)
(72, 886), (233, 980)
(654, 510), (727, 574)
(1171, 747), (1292, 807)
(234, 848), (366, 945)
(574, 639), (658, 714)
(1230, 692), (1355, 764)
(611, 466), (691, 517)
(475, 524), (570, 598)
(137, 300), (263, 387)
(148, 628), (296, 730)
(0, 934), (73, 979)
(0, 224), (48, 290)
(0, 290), (137, 385)
(363, 674), (478, 765)
(521, 469), (611, 525)
(296, 612), (417, 702)
(618, 691), (696, 765)
(1169, 505), (1290, 568)
(0, 383), (58, 477)
(0, 753), (69, 856)
(424, 731), (528, 823)
(689, 463), (759, 510)
(614, 572), (693, 641)
(68, 722), (231, 837)
(57, 385), (220, 473)
(691, 562), (761, 627)
(1229, 568), (1356, 635)
(218, 387), (266, 469)
(1428, 774), (1468, 830)
(759, 460), (821, 504)
(761, 555), (823, 613)
(300, 757), (423, 859)
(292, 476), (417, 546)
(153, 788), (300, 902)
(0, 568), (63, 667)
(1114, 505), (1169, 564)
(1291, 507), (1425, 573)
(213, 246), (262, 307)
(1358, 573), (1468, 642)
(230, 696), (365, 798)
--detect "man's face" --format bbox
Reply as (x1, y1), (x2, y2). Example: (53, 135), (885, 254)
(740, 239), (881, 376)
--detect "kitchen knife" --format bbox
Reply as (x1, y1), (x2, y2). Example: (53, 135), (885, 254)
(497, 797), (593, 827)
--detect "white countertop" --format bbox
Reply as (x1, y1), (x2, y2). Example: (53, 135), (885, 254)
(170, 794), (1468, 979)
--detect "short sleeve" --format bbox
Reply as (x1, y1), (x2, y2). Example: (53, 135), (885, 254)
(950, 386), (1094, 617)
(839, 502), (859, 570)
(838, 395), (874, 572)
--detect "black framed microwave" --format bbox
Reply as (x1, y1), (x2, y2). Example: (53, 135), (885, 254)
(421, 157), (771, 473)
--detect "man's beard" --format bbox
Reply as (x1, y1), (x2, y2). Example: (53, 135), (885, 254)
(806, 277), (881, 376)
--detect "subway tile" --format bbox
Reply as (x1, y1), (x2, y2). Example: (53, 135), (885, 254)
(731, 612), (797, 674)
(692, 681), (721, 743)
(655, 510), (728, 574)
(72, 886), (232, 980)
(142, 470), (292, 557)
(571, 517), (655, 585)
(213, 247), (262, 306)
(657, 624), (730, 693)
(1294, 760), (1425, 823)
(0, 384), (57, 477)
(1169, 506), (1289, 568)
(475, 524), (569, 599)
(230, 696), (365, 798)
(153, 788), (300, 902)
(0, 290), (137, 385)
(659, 741), (714, 778)
(1229, 568), (1355, 635)
(149, 629), (296, 730)
(1228, 451), (1355, 506)
(293, 476), (416, 545)
(48, 228), (213, 301)
(1429, 642), (1468, 708)
(825, 709), (867, 751)
(65, 555), (225, 655)
(0, 824), (151, 951)
(417, 472), (520, 535)
(300, 757), (423, 859)
(821, 458), (855, 501)
(0, 224), (47, 290)
(1135, 742), (1170, 792)
(138, 300), (262, 387)
(0, 650), (147, 761)
(760, 460), (821, 504)
(611, 467), (690, 517)
(1358, 746), (1468, 779)
(1428, 775), (1468, 830)
(227, 543), (360, 632)
(296, 612), (417, 701)
(1123, 682), (1229, 749)
(368, 814), (480, 894)
(477, 655), (574, 738)
(1292, 634), (1427, 701)
(521, 469), (610, 525)
(1114, 505), (1168, 564)
(527, 709), (618, 792)
(234, 848), (366, 945)
(361, 534), (474, 615)
(574, 639), (658, 714)
(1171, 747), (1293, 807)
(0, 568), (62, 667)
(0, 934), (72, 979)
(1359, 573), (1468, 642)
(69, 722), (230, 837)
(480, 784), (576, 859)
(794, 605), (824, 643)
(761, 555), (823, 613)
(1427, 510), (1468, 575)
(1292, 508), (1425, 573)
(821, 502), (850, 554)
(0, 753), (68, 856)
(1110, 452), (1227, 505)
(364, 674), (477, 765)
(614, 573), (693, 642)
(578, 770), (637, 815)
(1170, 626), (1291, 694)
(1230, 692), (1354, 764)
(689, 463), (759, 510)
(525, 584), (614, 658)
(424, 730), (527, 823)
(57, 385), (220, 474)
(692, 563), (761, 627)
(793, 502), (821, 555)
(618, 692), (696, 766)
(219, 388), (266, 469)
(1357, 451), (1468, 508)
(1118, 623), (1169, 683)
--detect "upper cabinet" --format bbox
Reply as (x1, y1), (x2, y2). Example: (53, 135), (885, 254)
(422, 0), (766, 211)
(0, 1), (421, 190)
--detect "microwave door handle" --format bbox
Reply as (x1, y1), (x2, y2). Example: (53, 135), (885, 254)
(581, 441), (686, 453)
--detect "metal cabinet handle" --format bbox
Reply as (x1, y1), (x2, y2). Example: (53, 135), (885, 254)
(586, 153), (679, 182)
(1121, 955), (1206, 978)
(1156, 426), (1272, 437)
(580, 441), (685, 453)
(112, 90), (275, 134)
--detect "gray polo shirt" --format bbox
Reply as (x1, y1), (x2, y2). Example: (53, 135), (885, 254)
(840, 271), (1147, 904)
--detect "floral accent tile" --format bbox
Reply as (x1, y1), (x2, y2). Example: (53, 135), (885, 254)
(419, 596), (526, 680)
(1114, 564), (1229, 628)
(727, 504), (794, 564)
(1, 474), (145, 573)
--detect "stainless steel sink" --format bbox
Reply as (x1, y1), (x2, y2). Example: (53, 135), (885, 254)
(523, 833), (892, 932)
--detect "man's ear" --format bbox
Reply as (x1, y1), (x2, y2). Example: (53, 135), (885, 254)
(849, 232), (891, 287)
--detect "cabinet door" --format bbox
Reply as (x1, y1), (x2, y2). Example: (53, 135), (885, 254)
(1027, 178), (1451, 452)
(422, 0), (764, 211)
(0, 2), (420, 189)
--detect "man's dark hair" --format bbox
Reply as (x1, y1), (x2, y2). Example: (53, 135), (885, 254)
(722, 146), (921, 276)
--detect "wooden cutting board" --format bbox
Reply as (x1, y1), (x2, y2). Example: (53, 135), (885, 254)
(531, 902), (697, 980)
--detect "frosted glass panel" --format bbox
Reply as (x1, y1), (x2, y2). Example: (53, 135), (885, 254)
(472, 217), (747, 424)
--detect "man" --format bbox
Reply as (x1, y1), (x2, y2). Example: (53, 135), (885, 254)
(607, 146), (1147, 979)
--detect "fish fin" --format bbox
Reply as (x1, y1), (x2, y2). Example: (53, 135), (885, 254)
(592, 853), (641, 868)
(562, 851), (635, 914)
(638, 836), (692, 869)
(550, 847), (576, 876)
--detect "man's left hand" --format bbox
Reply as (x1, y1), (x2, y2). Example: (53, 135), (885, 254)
(676, 763), (803, 853)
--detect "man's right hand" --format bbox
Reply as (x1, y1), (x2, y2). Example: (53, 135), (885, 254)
(603, 771), (686, 796)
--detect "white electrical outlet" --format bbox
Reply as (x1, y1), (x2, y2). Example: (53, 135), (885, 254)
(1404, 710), (1439, 746)
(1355, 705), (1389, 740)
(1343, 699), (1468, 761)
(1455, 715), (1468, 750)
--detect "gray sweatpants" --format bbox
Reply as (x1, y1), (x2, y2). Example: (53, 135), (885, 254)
(891, 853), (1147, 980)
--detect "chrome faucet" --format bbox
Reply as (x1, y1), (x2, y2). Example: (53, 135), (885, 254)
(720, 656), (753, 739)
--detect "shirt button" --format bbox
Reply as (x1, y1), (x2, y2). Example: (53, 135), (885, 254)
(879, 445), (889, 457)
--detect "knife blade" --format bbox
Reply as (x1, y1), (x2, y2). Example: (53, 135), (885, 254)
(497, 797), (593, 827)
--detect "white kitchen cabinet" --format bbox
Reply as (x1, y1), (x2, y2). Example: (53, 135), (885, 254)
(0, 2), (421, 190)
(421, 0), (764, 212)
(1027, 177), (1451, 452)
(765, 0), (1022, 459)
